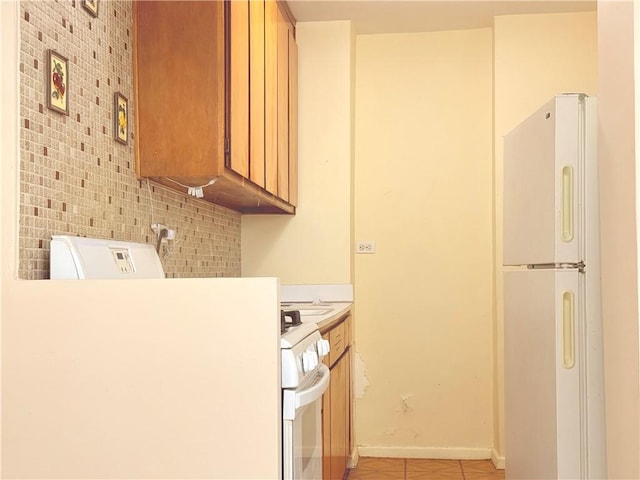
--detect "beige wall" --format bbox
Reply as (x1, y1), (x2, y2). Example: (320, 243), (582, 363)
(492, 11), (598, 461)
(597, 1), (640, 477)
(241, 10), (599, 462)
(241, 21), (354, 284)
(354, 28), (494, 457)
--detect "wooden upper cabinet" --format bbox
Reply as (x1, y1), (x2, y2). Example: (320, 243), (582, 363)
(133, 0), (297, 214)
(134, 1), (225, 178)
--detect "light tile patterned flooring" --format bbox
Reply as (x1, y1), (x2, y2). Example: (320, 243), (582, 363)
(347, 457), (505, 480)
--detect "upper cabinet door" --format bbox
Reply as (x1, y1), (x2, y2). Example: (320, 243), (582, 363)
(276, 7), (290, 203)
(229, 1), (250, 179)
(249, 0), (266, 188)
(503, 95), (585, 266)
(288, 27), (298, 207)
(264, 0), (279, 196)
(134, 1), (225, 178)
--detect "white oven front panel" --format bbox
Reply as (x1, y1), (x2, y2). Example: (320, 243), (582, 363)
(282, 364), (330, 480)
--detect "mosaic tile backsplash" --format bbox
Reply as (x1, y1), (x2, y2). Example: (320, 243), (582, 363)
(19, 0), (241, 279)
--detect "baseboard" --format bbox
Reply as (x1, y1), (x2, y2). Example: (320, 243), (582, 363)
(491, 448), (505, 470)
(357, 446), (493, 460)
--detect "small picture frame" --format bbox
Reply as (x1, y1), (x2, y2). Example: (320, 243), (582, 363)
(46, 49), (69, 115)
(82, 0), (99, 18)
(114, 92), (128, 145)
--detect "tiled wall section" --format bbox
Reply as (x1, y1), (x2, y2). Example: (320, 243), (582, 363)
(19, 0), (241, 279)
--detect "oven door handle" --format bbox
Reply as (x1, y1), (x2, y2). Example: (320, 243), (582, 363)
(283, 364), (330, 420)
(295, 364), (330, 409)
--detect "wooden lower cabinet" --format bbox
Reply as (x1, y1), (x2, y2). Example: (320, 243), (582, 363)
(322, 316), (352, 480)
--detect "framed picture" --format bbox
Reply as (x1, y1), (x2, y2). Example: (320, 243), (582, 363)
(82, 0), (99, 17)
(46, 49), (69, 115)
(114, 92), (128, 145)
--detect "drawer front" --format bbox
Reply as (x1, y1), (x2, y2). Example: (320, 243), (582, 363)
(329, 321), (346, 367)
(344, 315), (352, 348)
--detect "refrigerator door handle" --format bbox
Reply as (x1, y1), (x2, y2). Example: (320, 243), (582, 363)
(561, 166), (574, 243)
(526, 261), (585, 271)
(562, 290), (576, 369)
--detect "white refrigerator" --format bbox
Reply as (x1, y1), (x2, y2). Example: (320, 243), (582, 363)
(503, 94), (606, 479)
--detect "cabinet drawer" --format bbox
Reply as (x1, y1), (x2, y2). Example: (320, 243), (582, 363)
(344, 315), (352, 348)
(329, 321), (346, 367)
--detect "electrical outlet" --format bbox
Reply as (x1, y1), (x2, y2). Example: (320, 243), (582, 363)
(151, 224), (173, 244)
(355, 241), (376, 254)
(151, 223), (167, 235)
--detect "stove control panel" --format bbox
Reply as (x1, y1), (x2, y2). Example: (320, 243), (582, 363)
(110, 248), (134, 273)
(302, 350), (318, 373)
(282, 330), (324, 388)
(316, 338), (330, 358)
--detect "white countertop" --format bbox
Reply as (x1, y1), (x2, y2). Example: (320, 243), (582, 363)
(281, 301), (352, 330)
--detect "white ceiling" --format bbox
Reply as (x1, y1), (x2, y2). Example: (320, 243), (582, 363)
(287, 0), (596, 34)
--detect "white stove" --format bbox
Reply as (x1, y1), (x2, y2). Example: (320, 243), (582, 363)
(280, 321), (317, 349)
(280, 310), (330, 479)
(49, 235), (165, 279)
(281, 320), (329, 389)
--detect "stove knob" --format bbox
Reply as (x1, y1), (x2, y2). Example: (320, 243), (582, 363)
(302, 351), (318, 373)
(316, 338), (330, 357)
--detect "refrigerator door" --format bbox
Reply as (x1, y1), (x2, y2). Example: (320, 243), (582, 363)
(503, 94), (586, 266)
(504, 269), (584, 480)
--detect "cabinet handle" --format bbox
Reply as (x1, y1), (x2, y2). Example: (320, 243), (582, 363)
(561, 166), (574, 242)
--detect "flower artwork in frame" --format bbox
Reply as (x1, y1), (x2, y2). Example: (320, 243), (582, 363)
(82, 0), (99, 17)
(47, 49), (69, 115)
(114, 92), (128, 145)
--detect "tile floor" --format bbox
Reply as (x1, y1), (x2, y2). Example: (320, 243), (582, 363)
(347, 457), (505, 480)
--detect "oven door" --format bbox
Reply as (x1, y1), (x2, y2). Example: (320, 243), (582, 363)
(282, 364), (330, 480)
